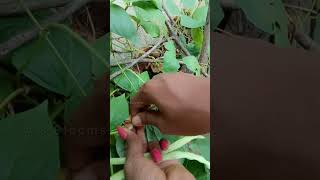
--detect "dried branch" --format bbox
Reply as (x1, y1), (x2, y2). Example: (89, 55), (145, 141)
(110, 38), (166, 80)
(163, 6), (191, 56)
(294, 29), (320, 51)
(110, 58), (209, 66)
(0, 0), (93, 60)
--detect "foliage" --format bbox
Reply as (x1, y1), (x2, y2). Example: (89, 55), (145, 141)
(110, 0), (210, 179)
(211, 0), (320, 48)
(0, 101), (59, 180)
(0, 4), (108, 180)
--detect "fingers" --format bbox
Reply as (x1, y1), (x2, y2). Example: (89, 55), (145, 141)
(148, 141), (163, 164)
(116, 127), (144, 159)
(131, 111), (163, 128)
(130, 84), (155, 116)
(136, 127), (147, 152)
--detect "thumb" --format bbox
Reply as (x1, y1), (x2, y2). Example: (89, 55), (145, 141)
(131, 111), (163, 128)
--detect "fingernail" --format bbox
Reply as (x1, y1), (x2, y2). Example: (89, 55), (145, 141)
(132, 115), (142, 127)
(159, 139), (170, 151)
(150, 149), (162, 163)
(116, 126), (127, 140)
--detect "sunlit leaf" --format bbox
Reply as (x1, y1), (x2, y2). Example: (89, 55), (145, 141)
(110, 4), (137, 40)
(110, 94), (129, 131)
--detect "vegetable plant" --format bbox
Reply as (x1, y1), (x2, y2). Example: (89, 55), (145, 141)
(110, 0), (210, 179)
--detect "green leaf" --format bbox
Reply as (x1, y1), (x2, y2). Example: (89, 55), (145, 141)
(131, 0), (161, 9)
(314, 15), (320, 44)
(163, 151), (210, 169)
(116, 136), (126, 157)
(188, 136), (210, 161)
(186, 42), (200, 56)
(163, 51), (180, 73)
(164, 0), (181, 16)
(113, 70), (150, 92)
(110, 94), (129, 131)
(92, 33), (109, 77)
(110, 4), (137, 40)
(163, 40), (180, 73)
(181, 0), (198, 9)
(134, 6), (166, 37)
(235, 0), (289, 35)
(183, 56), (200, 76)
(111, 149), (210, 168)
(12, 26), (92, 97)
(140, 21), (161, 37)
(145, 125), (163, 142)
(184, 160), (210, 180)
(191, 28), (203, 49)
(181, 5), (208, 28)
(164, 40), (176, 51)
(0, 101), (60, 180)
(211, 0), (224, 30)
(110, 170), (124, 180)
(165, 135), (205, 153)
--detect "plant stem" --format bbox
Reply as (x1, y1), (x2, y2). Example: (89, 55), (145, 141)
(18, 0), (43, 31)
(49, 103), (65, 120)
(86, 7), (96, 40)
(0, 88), (25, 110)
(284, 4), (318, 14)
(198, 8), (210, 77)
(110, 38), (165, 79)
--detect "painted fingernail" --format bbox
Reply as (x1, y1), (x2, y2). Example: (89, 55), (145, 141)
(159, 138), (170, 151)
(132, 115), (142, 127)
(116, 126), (127, 140)
(150, 149), (162, 163)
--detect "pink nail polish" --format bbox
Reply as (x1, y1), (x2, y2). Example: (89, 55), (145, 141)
(116, 127), (127, 140)
(150, 149), (162, 163)
(159, 139), (169, 151)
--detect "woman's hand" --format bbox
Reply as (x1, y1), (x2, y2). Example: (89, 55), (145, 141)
(120, 127), (195, 180)
(130, 72), (210, 135)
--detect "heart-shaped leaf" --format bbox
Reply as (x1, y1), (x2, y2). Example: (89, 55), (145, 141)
(0, 101), (60, 180)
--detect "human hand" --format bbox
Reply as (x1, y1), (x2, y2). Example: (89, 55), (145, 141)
(118, 126), (195, 180)
(63, 75), (108, 180)
(130, 72), (210, 135)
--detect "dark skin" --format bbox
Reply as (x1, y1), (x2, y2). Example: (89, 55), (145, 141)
(63, 72), (209, 179)
(64, 32), (320, 179)
(130, 72), (210, 135)
(123, 72), (210, 179)
(123, 127), (195, 180)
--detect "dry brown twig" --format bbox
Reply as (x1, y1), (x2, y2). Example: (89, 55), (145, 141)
(162, 6), (191, 56)
(85, 6), (96, 40)
(110, 38), (166, 80)
(110, 58), (209, 67)
(198, 8), (210, 77)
